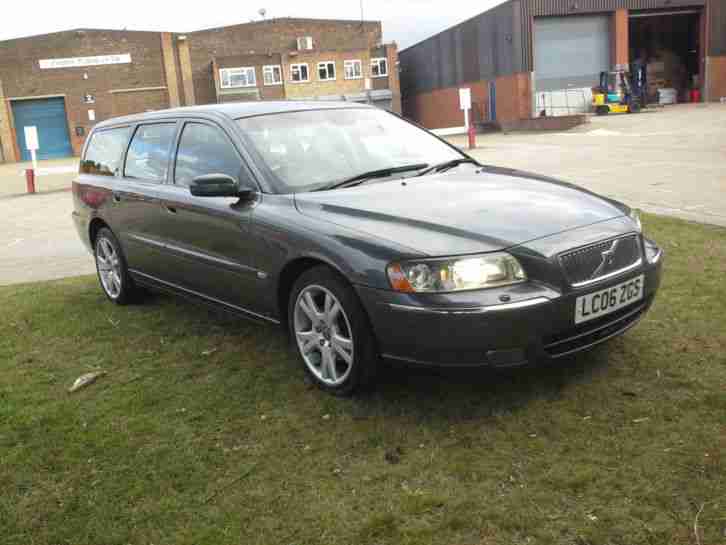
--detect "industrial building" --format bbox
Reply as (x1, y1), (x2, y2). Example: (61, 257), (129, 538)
(0, 18), (401, 163)
(400, 0), (725, 131)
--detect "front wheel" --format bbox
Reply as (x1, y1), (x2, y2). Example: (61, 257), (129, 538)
(288, 266), (379, 395)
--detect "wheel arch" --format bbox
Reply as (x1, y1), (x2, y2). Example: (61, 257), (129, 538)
(88, 217), (110, 247)
(276, 255), (350, 329)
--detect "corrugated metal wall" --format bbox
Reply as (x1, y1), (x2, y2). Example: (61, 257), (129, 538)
(400, 0), (522, 96)
(400, 0), (723, 99)
(529, 0), (704, 16)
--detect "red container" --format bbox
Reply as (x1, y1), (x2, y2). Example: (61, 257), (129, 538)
(690, 88), (701, 103)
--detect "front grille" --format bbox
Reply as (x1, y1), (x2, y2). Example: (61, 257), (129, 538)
(559, 234), (641, 286)
(543, 297), (651, 358)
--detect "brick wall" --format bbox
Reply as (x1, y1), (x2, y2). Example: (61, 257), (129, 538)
(402, 72), (532, 130)
(188, 18), (382, 105)
(0, 19), (395, 162)
(402, 81), (490, 129)
(214, 54), (286, 102)
(0, 29), (169, 160)
(706, 56), (726, 101)
(282, 49), (373, 99)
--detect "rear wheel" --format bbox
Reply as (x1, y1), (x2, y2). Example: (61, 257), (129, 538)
(94, 227), (138, 305)
(628, 99), (641, 114)
(288, 266), (378, 395)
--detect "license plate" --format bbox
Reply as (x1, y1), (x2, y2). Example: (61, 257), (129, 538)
(574, 274), (644, 325)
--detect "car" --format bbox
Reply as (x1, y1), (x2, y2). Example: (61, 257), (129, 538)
(72, 101), (663, 395)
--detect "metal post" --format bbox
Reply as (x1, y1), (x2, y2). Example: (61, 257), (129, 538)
(25, 169), (36, 194)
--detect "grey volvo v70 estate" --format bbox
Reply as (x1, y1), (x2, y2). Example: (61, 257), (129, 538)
(73, 102), (663, 395)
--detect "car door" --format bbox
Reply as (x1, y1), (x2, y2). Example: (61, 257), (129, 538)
(152, 119), (260, 312)
(113, 121), (179, 280)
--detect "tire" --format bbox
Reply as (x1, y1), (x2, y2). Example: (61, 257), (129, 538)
(595, 105), (609, 116)
(94, 227), (139, 305)
(288, 266), (379, 396)
(628, 99), (641, 114)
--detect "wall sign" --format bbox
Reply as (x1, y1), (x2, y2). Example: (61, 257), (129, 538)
(24, 126), (39, 151)
(84, 94), (96, 104)
(39, 54), (131, 70)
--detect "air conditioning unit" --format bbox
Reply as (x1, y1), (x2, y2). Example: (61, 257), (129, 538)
(296, 36), (313, 51)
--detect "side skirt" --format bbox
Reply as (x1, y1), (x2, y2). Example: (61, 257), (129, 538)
(130, 269), (281, 326)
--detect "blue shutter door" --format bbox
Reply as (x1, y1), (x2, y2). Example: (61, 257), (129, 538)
(12, 97), (73, 161)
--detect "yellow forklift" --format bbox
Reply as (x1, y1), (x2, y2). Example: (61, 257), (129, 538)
(593, 69), (645, 115)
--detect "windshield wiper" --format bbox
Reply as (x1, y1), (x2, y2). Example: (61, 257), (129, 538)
(416, 158), (478, 177)
(321, 163), (429, 191)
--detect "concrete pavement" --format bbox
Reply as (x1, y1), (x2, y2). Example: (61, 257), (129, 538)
(0, 191), (95, 286)
(452, 103), (726, 227)
(0, 103), (724, 286)
(0, 157), (79, 198)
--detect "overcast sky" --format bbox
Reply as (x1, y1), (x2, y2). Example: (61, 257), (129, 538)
(0, 0), (507, 50)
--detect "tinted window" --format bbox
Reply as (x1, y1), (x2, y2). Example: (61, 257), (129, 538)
(80, 127), (129, 176)
(124, 123), (176, 182)
(174, 123), (242, 187)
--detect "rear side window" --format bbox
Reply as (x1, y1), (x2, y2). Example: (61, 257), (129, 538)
(124, 123), (176, 182)
(80, 127), (129, 176)
(174, 123), (242, 187)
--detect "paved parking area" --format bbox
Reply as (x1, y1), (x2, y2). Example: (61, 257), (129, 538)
(0, 103), (724, 286)
(456, 103), (726, 227)
(0, 157), (79, 198)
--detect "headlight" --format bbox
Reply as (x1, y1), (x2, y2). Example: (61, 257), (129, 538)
(387, 253), (527, 293)
(629, 208), (642, 233)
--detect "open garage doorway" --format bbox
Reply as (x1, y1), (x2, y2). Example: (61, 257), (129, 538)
(629, 9), (702, 104)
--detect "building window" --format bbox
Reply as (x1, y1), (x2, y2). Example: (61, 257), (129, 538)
(290, 63), (309, 83)
(344, 59), (362, 80)
(371, 57), (388, 78)
(318, 61), (336, 81)
(263, 65), (283, 86)
(220, 67), (256, 89)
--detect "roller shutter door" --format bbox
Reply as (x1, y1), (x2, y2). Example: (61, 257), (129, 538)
(12, 97), (73, 161)
(534, 15), (611, 93)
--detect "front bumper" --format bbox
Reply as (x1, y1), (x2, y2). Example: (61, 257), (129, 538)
(356, 250), (663, 368)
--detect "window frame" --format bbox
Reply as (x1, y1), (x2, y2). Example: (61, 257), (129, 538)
(171, 119), (258, 191)
(290, 63), (310, 83)
(317, 61), (336, 81)
(219, 66), (257, 89)
(343, 59), (363, 80)
(122, 121), (179, 184)
(262, 64), (283, 86)
(80, 125), (132, 177)
(371, 57), (388, 78)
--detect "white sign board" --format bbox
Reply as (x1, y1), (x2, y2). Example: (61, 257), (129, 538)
(88, 109), (96, 121)
(459, 88), (472, 111)
(24, 126), (39, 151)
(39, 54), (131, 70)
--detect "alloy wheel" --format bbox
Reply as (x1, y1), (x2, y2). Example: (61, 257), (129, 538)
(293, 285), (354, 386)
(96, 237), (123, 299)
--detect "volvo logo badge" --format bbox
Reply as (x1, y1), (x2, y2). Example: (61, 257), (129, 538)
(590, 239), (619, 279)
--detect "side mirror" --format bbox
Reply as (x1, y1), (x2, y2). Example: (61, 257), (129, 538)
(189, 174), (253, 198)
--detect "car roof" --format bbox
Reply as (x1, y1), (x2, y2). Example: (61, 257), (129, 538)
(93, 101), (374, 129)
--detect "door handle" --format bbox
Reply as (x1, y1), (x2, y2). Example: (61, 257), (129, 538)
(165, 205), (177, 214)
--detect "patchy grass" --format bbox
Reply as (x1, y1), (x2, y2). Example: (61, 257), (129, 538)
(1, 214), (724, 545)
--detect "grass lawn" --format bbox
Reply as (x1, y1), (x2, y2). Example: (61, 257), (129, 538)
(1, 214), (724, 545)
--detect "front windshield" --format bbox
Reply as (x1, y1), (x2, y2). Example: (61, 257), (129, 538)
(236, 108), (463, 193)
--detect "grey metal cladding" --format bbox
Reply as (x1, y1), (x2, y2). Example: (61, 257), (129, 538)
(399, 0), (520, 96)
(529, 0), (705, 16)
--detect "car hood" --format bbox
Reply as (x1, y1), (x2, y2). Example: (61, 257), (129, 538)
(294, 166), (630, 256)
